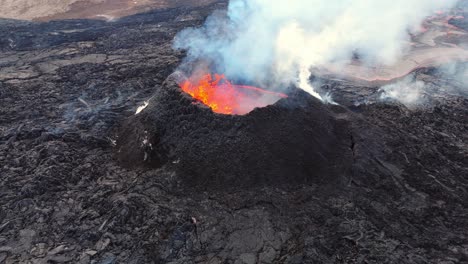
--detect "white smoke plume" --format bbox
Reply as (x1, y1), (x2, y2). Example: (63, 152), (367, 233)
(379, 62), (468, 108)
(438, 62), (468, 91)
(379, 75), (426, 108)
(174, 0), (459, 99)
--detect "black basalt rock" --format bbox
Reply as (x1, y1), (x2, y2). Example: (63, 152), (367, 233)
(116, 77), (354, 189)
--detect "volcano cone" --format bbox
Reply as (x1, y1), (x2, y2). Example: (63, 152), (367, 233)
(116, 76), (354, 188)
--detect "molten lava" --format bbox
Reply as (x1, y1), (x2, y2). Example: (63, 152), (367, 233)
(179, 74), (287, 115)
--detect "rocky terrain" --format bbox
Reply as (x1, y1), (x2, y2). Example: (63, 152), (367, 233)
(0, 1), (468, 264)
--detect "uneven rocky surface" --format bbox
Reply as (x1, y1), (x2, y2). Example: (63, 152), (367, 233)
(0, 2), (468, 264)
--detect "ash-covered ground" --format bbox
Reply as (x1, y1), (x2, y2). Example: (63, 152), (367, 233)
(1, 2), (468, 264)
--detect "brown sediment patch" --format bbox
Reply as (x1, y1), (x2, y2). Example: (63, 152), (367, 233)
(314, 47), (468, 86)
(312, 14), (468, 86)
(0, 0), (217, 21)
(38, 0), (217, 21)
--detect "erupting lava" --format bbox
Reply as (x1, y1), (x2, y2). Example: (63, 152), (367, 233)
(179, 74), (287, 115)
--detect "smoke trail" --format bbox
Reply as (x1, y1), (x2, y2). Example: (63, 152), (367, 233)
(174, 0), (459, 99)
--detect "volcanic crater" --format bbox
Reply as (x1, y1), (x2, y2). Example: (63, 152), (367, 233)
(116, 73), (354, 188)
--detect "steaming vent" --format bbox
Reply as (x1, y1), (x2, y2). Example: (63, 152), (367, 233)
(178, 73), (288, 115)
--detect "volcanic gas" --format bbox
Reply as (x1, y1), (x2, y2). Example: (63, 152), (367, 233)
(179, 73), (288, 115)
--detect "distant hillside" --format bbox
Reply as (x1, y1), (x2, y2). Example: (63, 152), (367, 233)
(0, 0), (217, 21)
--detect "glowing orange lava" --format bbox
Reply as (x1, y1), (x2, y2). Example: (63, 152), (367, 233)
(179, 74), (288, 115)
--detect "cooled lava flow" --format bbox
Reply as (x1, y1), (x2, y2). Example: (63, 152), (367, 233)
(179, 74), (288, 115)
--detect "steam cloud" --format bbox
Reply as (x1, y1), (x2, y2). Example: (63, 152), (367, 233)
(174, 0), (459, 99)
(379, 75), (426, 108)
(378, 62), (468, 108)
(438, 62), (468, 90)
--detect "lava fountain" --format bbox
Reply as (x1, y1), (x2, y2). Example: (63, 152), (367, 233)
(179, 73), (288, 115)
